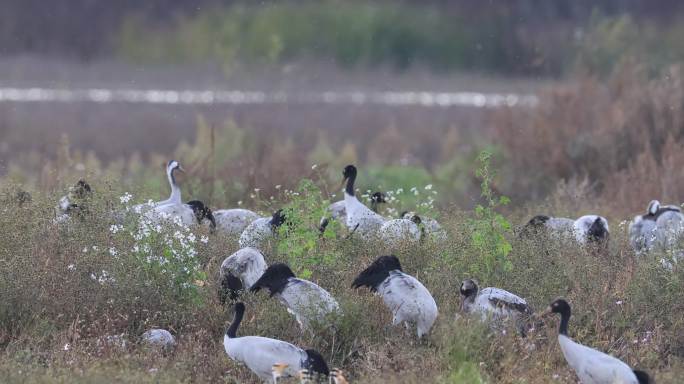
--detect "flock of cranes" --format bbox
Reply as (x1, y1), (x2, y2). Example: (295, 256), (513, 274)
(49, 160), (675, 383)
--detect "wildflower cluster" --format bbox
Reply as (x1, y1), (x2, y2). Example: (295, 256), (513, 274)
(111, 193), (206, 303)
(361, 184), (439, 218)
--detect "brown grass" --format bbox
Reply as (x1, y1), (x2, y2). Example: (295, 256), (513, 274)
(494, 63), (684, 215)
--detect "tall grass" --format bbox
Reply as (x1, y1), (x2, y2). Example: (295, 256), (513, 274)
(1, 150), (683, 382)
(494, 63), (684, 215)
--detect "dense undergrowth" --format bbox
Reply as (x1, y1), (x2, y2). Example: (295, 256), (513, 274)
(1, 153), (683, 383)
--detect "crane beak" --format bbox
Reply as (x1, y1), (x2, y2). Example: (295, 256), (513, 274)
(540, 306), (553, 317)
(177, 165), (186, 173)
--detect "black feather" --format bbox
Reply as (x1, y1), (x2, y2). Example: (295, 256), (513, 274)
(633, 370), (650, 384)
(352, 255), (402, 292)
(518, 215), (551, 238)
(270, 209), (287, 228)
(303, 349), (330, 376)
(318, 217), (330, 234)
(187, 200), (217, 230)
(587, 217), (608, 243)
(74, 180), (92, 199)
(219, 272), (244, 305)
(249, 263), (295, 296)
(15, 190), (32, 206)
(226, 302), (245, 338)
(488, 297), (532, 314)
(342, 165), (357, 196)
(459, 279), (478, 298)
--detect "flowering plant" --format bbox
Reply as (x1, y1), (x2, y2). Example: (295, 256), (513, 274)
(112, 194), (207, 303)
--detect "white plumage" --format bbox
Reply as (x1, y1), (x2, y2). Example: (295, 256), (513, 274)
(220, 247), (267, 290)
(459, 279), (532, 335)
(352, 255), (438, 337)
(223, 303), (329, 381)
(379, 218), (421, 249)
(226, 336), (308, 381)
(327, 200), (347, 222)
(250, 263), (340, 329)
(402, 211), (448, 242)
(133, 160), (184, 213)
(239, 217), (272, 248)
(546, 299), (650, 384)
(523, 214), (609, 245)
(145, 202), (196, 226)
(547, 217), (576, 233)
(633, 202), (684, 267)
(652, 203), (684, 251)
(324, 191), (385, 229)
(629, 215), (658, 253)
(573, 215), (610, 245)
(213, 208), (259, 237)
(134, 161), (214, 228)
(341, 165), (386, 240)
(238, 210), (286, 251)
(141, 329), (176, 349)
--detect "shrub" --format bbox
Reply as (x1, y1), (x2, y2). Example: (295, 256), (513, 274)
(464, 151), (512, 281)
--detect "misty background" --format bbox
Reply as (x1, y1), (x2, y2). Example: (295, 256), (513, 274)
(2, 1), (684, 209)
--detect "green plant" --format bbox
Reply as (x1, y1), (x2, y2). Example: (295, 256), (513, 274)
(466, 150), (513, 280)
(276, 179), (340, 278)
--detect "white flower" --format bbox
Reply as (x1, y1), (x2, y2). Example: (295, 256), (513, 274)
(254, 188), (260, 193)
(63, 343), (70, 351)
(424, 184), (433, 190)
(109, 247), (118, 257)
(275, 185), (281, 189)
(119, 192), (133, 204)
(82, 247), (88, 253)
(200, 236), (209, 244)
(91, 246), (98, 251)
(311, 164), (318, 170)
(67, 264), (76, 271)
(109, 225), (120, 234)
(616, 300), (623, 305)
(237, 200), (242, 206)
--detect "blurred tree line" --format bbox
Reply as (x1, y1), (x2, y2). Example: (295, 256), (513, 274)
(1, 0), (683, 76)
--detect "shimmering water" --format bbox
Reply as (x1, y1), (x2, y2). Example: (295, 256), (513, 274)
(0, 87), (538, 108)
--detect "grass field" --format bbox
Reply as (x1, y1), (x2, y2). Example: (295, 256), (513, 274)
(2, 64), (684, 383)
(1, 157), (683, 383)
